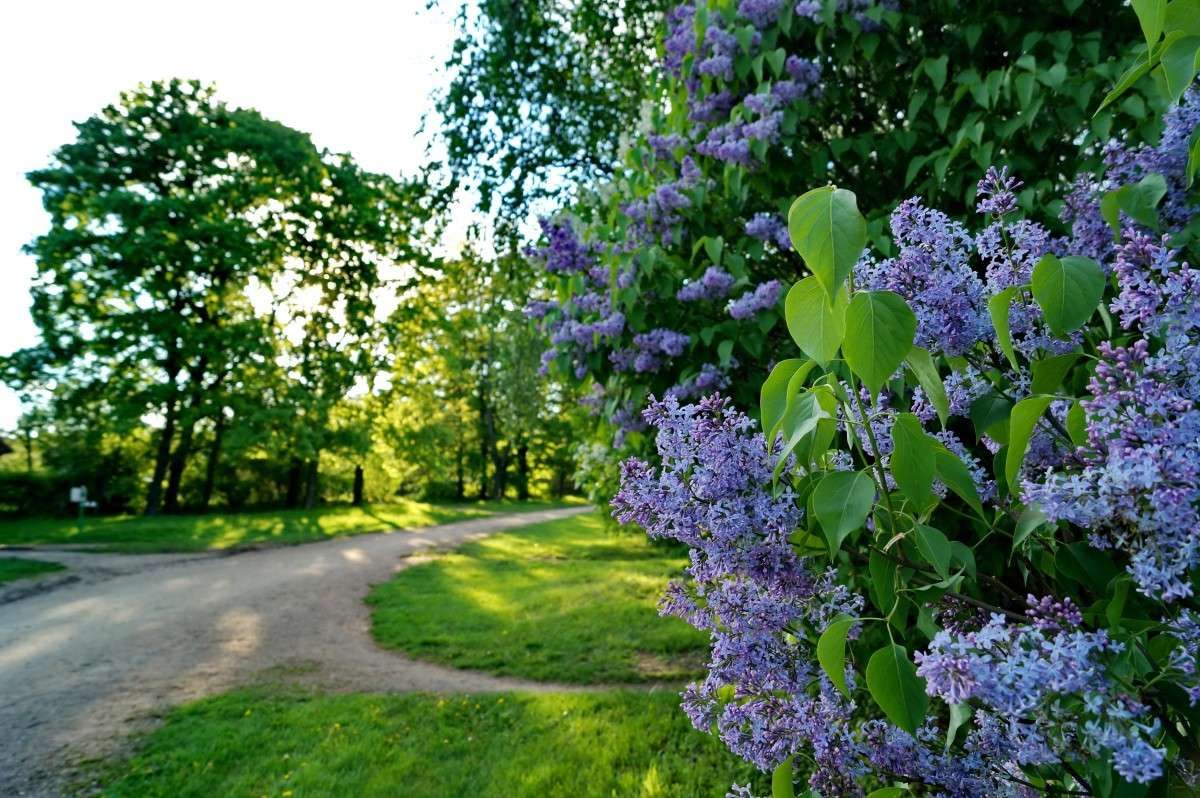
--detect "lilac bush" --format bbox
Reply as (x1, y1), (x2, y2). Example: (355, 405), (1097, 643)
(520, 1), (1200, 794)
(608, 79), (1200, 797)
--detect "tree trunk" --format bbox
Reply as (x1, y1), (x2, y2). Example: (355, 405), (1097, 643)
(477, 391), (491, 500)
(145, 390), (179, 516)
(303, 456), (320, 509)
(491, 445), (510, 501)
(285, 459), (303, 507)
(454, 440), (465, 501)
(163, 416), (196, 513)
(199, 415), (225, 511)
(352, 464), (364, 506)
(22, 426), (33, 475)
(516, 442), (530, 501)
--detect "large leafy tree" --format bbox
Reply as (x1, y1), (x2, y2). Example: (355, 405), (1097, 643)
(18, 80), (323, 514)
(433, 0), (670, 230)
(11, 80), (437, 514)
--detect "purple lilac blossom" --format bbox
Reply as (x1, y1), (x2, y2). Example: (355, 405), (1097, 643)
(614, 395), (1080, 795)
(678, 266), (737, 302)
(916, 604), (1165, 783)
(738, 0), (784, 28)
(666, 362), (733, 402)
(1025, 227), (1200, 601)
(744, 212), (791, 249)
(1062, 87), (1200, 267)
(728, 280), (782, 319)
(976, 166), (1022, 216)
(525, 216), (597, 274)
(856, 198), (988, 355)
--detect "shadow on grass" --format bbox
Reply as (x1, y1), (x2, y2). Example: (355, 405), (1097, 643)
(95, 686), (766, 798)
(367, 513), (707, 684)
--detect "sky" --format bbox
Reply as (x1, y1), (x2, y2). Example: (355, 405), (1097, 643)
(0, 0), (460, 429)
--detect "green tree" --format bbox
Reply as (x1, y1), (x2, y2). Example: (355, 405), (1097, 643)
(15, 80), (324, 514)
(433, 0), (669, 230)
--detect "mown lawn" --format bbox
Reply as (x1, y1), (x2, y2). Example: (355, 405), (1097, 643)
(96, 688), (764, 798)
(368, 512), (708, 683)
(0, 556), (65, 584)
(0, 498), (584, 554)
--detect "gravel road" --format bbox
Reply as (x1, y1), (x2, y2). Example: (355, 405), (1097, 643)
(0, 506), (592, 797)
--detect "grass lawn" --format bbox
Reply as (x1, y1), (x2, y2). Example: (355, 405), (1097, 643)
(95, 687), (765, 798)
(368, 512), (708, 684)
(0, 498), (584, 554)
(0, 556), (66, 584)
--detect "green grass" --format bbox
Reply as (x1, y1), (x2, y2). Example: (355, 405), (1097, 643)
(0, 556), (66, 584)
(368, 512), (707, 684)
(0, 498), (584, 554)
(95, 687), (765, 798)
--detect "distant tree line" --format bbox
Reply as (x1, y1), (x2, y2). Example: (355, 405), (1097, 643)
(0, 80), (578, 517)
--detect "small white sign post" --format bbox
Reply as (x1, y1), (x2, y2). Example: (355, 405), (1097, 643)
(70, 486), (88, 533)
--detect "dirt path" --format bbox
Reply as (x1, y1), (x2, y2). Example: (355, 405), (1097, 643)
(0, 506), (592, 797)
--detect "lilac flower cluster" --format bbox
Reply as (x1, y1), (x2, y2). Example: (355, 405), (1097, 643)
(795, 0), (897, 29)
(738, 0), (784, 28)
(613, 395), (866, 787)
(916, 603), (1165, 783)
(666, 362), (732, 402)
(524, 216), (598, 274)
(611, 327), (692, 374)
(744, 212), (791, 249)
(614, 395), (1147, 794)
(678, 266), (736, 302)
(856, 199), (989, 356)
(1022, 224), (1200, 601)
(621, 156), (702, 246)
(1062, 87), (1200, 266)
(976, 206), (1075, 356)
(727, 279), (782, 319)
(976, 165), (1022, 216)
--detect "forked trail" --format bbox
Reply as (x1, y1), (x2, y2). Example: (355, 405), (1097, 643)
(0, 506), (592, 797)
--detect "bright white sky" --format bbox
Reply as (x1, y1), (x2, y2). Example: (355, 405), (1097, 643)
(0, 0), (461, 428)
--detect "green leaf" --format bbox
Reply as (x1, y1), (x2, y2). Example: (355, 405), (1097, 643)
(1013, 505), (1048, 551)
(1005, 395), (1054, 492)
(774, 391), (824, 481)
(1030, 352), (1081, 395)
(718, 339), (735, 367)
(813, 470), (876, 556)
(787, 187), (868, 297)
(1096, 53), (1154, 113)
(934, 449), (985, 518)
(988, 287), (1020, 370)
(704, 236), (724, 266)
(1102, 173), (1168, 236)
(1031, 254), (1105, 336)
(1131, 0), (1167, 51)
(785, 277), (847, 365)
(1187, 128), (1200, 187)
(913, 524), (952, 579)
(946, 703), (973, 751)
(890, 413), (935, 509)
(870, 550), (897, 615)
(923, 55), (948, 92)
(969, 393), (1012, 443)
(905, 346), (949, 428)
(867, 789), (907, 798)
(1160, 35), (1200, 104)
(772, 757), (795, 798)
(817, 615), (859, 699)
(843, 291), (918, 398)
(760, 359), (812, 439)
(1066, 399), (1088, 446)
(866, 644), (928, 734)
